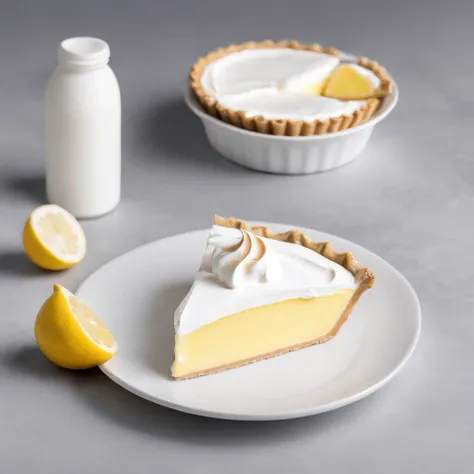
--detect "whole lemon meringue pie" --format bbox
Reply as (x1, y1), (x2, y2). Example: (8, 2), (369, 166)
(190, 40), (392, 136)
(171, 217), (375, 380)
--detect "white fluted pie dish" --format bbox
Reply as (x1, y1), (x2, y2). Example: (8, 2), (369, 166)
(185, 56), (398, 175)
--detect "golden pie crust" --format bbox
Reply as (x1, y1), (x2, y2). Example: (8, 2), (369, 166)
(173, 216), (375, 379)
(189, 40), (392, 137)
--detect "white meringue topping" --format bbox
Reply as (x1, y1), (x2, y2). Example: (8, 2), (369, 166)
(201, 48), (340, 97)
(217, 89), (365, 122)
(175, 225), (357, 335)
(208, 226), (282, 289)
(199, 48), (379, 122)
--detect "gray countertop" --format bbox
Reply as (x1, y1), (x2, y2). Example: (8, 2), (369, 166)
(0, 0), (472, 472)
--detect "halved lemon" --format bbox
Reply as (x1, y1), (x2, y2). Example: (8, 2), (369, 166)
(23, 205), (86, 270)
(35, 284), (117, 369)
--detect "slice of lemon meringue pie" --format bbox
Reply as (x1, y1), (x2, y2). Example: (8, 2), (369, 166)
(171, 217), (375, 379)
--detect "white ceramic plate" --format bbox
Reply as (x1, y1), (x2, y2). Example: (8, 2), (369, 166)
(76, 223), (421, 420)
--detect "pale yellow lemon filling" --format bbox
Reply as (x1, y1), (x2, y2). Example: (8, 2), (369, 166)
(323, 65), (374, 100)
(172, 289), (354, 379)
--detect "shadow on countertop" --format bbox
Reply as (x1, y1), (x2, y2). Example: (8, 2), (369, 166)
(3, 342), (385, 446)
(4, 175), (46, 205)
(5, 345), (64, 379)
(0, 250), (45, 277)
(73, 369), (383, 446)
(133, 96), (250, 174)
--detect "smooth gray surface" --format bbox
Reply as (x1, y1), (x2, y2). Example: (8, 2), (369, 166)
(0, 0), (472, 472)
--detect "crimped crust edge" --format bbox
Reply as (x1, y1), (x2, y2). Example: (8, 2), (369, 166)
(190, 40), (392, 136)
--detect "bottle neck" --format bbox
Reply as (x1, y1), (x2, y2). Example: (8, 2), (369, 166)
(58, 59), (109, 72)
(58, 37), (111, 72)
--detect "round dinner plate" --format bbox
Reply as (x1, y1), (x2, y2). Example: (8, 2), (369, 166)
(76, 223), (421, 421)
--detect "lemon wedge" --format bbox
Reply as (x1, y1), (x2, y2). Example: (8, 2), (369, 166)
(35, 284), (117, 369)
(323, 64), (375, 100)
(23, 205), (86, 270)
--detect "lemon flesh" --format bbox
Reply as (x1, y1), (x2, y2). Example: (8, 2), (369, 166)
(23, 205), (86, 271)
(35, 284), (117, 369)
(323, 65), (374, 100)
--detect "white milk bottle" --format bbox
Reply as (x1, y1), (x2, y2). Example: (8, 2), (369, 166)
(45, 37), (121, 218)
